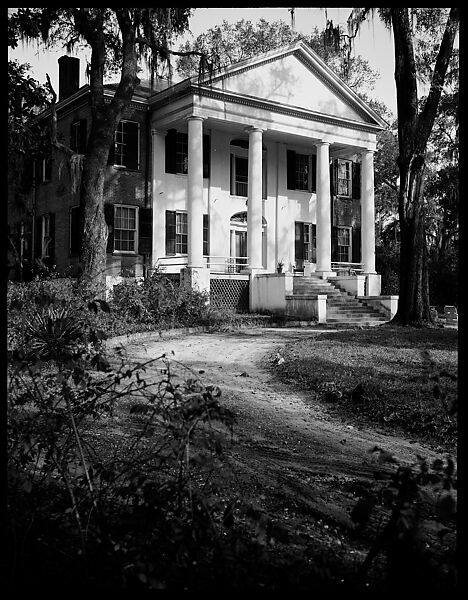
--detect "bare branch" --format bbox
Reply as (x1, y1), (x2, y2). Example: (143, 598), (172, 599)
(45, 73), (74, 157)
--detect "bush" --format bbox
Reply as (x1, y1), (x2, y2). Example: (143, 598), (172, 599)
(110, 270), (210, 330)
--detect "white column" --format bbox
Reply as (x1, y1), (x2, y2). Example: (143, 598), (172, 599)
(315, 141), (332, 274)
(361, 149), (376, 274)
(151, 128), (166, 268)
(187, 116), (205, 268)
(247, 126), (263, 270)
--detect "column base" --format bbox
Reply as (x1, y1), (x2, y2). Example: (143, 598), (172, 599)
(181, 267), (210, 296)
(364, 273), (381, 296)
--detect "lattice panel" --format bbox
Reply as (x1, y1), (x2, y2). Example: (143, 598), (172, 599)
(210, 278), (250, 312)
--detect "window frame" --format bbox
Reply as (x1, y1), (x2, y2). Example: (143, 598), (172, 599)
(111, 120), (140, 170)
(113, 204), (139, 254)
(337, 225), (352, 262)
(41, 213), (51, 258)
(336, 158), (352, 198)
(294, 153), (312, 192)
(229, 142), (267, 199)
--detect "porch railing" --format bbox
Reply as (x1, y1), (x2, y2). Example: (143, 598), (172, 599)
(153, 256), (250, 275)
(331, 262), (364, 275)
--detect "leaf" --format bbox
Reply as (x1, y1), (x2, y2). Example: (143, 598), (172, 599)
(437, 493), (457, 520)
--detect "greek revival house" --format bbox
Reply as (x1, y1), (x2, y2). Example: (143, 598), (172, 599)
(10, 41), (398, 324)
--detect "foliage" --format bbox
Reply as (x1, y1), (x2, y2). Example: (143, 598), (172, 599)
(7, 287), (238, 592)
(176, 18), (379, 99)
(352, 450), (457, 592)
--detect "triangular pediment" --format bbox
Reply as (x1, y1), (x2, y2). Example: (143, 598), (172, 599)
(200, 43), (385, 127)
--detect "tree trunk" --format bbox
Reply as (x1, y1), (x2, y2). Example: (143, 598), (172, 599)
(392, 157), (432, 325)
(389, 7), (459, 326)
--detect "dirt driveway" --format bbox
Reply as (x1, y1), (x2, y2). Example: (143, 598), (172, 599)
(108, 327), (451, 586)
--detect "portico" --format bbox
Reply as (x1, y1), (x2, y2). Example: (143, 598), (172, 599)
(149, 40), (387, 309)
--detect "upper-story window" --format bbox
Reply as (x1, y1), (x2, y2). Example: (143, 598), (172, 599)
(108, 120), (140, 170)
(35, 157), (52, 184)
(165, 129), (210, 178)
(333, 158), (361, 199)
(287, 149), (316, 192)
(70, 119), (87, 154)
(229, 138), (267, 199)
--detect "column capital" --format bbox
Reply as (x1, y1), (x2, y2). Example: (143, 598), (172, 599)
(185, 114), (207, 122)
(151, 128), (165, 136)
(361, 148), (375, 156)
(315, 140), (330, 147)
(245, 125), (264, 134)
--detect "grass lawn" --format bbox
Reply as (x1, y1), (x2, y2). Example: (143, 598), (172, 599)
(270, 325), (458, 452)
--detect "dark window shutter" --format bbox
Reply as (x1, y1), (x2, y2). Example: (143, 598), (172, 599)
(352, 226), (361, 263)
(203, 214), (209, 256)
(295, 222), (304, 261)
(165, 210), (176, 255)
(35, 216), (43, 258)
(138, 207), (152, 255)
(80, 119), (87, 154)
(331, 159), (338, 197)
(125, 121), (139, 170)
(331, 226), (339, 262)
(352, 162), (361, 199)
(203, 134), (210, 179)
(46, 212), (55, 267)
(44, 158), (52, 182)
(230, 153), (235, 195)
(287, 150), (296, 190)
(311, 154), (317, 193)
(165, 129), (177, 174)
(104, 204), (115, 253)
(69, 205), (82, 256)
(311, 224), (317, 262)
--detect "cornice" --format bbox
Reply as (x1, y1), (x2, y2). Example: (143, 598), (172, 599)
(193, 87), (381, 134)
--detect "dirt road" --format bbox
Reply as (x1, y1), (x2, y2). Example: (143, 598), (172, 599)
(108, 327), (444, 541)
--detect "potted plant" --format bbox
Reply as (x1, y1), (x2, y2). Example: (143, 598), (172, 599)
(277, 259), (284, 273)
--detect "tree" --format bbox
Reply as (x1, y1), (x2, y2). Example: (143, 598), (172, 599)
(8, 60), (52, 280)
(8, 8), (202, 290)
(176, 18), (379, 99)
(344, 8), (459, 325)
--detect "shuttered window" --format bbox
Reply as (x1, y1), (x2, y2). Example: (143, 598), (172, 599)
(165, 129), (210, 177)
(70, 119), (87, 154)
(108, 120), (140, 170)
(287, 150), (316, 192)
(165, 210), (209, 256)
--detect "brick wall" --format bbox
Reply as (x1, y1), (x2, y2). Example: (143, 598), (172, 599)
(33, 96), (150, 276)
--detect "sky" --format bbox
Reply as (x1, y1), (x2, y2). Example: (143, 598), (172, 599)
(8, 7), (397, 115)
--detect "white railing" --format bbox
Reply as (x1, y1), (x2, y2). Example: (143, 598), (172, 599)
(331, 262), (364, 275)
(152, 256), (250, 275)
(207, 256), (250, 274)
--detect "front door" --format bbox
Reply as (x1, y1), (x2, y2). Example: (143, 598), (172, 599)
(232, 230), (247, 272)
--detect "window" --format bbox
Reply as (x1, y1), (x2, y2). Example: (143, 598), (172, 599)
(229, 139), (267, 198)
(176, 132), (188, 174)
(35, 212), (55, 266)
(295, 222), (316, 268)
(35, 158), (52, 184)
(337, 227), (351, 262)
(175, 212), (188, 254)
(114, 205), (138, 252)
(70, 119), (87, 154)
(337, 159), (352, 197)
(165, 211), (209, 256)
(165, 129), (210, 177)
(108, 120), (140, 170)
(287, 150), (316, 192)
(231, 155), (248, 197)
(69, 205), (82, 256)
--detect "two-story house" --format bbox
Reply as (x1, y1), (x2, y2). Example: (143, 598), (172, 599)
(10, 41), (398, 322)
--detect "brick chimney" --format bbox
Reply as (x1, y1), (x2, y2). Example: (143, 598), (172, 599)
(58, 56), (80, 101)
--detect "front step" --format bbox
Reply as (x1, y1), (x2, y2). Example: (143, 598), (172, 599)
(290, 275), (388, 324)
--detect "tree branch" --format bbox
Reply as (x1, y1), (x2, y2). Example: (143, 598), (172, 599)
(417, 7), (460, 151)
(45, 73), (74, 157)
